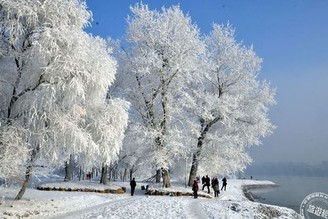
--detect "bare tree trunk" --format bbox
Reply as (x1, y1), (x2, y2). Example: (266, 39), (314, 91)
(113, 168), (116, 181)
(64, 155), (73, 181)
(188, 116), (221, 186)
(123, 168), (127, 182)
(188, 119), (207, 186)
(79, 167), (82, 181)
(64, 161), (69, 181)
(115, 169), (118, 180)
(155, 169), (161, 183)
(188, 151), (201, 186)
(108, 164), (113, 181)
(162, 168), (171, 188)
(14, 163), (33, 201)
(100, 164), (108, 184)
(129, 169), (133, 181)
(14, 148), (39, 200)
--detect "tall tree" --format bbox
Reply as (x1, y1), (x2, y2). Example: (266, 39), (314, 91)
(64, 155), (74, 181)
(187, 24), (276, 185)
(117, 4), (205, 187)
(0, 0), (128, 199)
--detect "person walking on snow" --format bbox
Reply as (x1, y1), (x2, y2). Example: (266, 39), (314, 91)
(221, 177), (227, 191)
(212, 177), (220, 197)
(201, 176), (205, 187)
(192, 180), (199, 198)
(130, 178), (137, 196)
(202, 175), (211, 193)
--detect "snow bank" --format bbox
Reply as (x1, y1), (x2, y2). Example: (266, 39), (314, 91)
(37, 181), (125, 194)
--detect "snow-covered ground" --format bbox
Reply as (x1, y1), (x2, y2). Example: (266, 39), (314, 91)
(0, 179), (302, 219)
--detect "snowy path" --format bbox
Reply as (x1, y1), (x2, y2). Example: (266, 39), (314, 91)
(49, 197), (132, 219)
(56, 196), (211, 219)
(49, 194), (210, 219)
(49, 184), (209, 218)
(186, 199), (209, 219)
(61, 196), (192, 219)
(0, 180), (300, 219)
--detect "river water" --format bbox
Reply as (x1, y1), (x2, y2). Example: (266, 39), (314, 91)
(247, 176), (328, 213)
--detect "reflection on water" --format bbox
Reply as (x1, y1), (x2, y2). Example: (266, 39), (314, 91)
(247, 176), (328, 212)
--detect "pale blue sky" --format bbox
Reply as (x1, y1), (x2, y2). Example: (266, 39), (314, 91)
(85, 0), (328, 165)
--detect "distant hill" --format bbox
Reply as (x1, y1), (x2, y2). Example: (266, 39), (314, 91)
(245, 161), (328, 177)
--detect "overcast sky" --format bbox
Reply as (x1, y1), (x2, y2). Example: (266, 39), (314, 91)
(85, 0), (328, 165)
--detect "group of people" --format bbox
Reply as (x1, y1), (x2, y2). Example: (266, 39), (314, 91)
(192, 175), (227, 199)
(130, 175), (227, 198)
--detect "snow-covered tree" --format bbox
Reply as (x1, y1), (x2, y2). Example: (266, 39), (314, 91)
(109, 124), (148, 181)
(187, 24), (276, 185)
(0, 0), (129, 199)
(117, 3), (205, 187)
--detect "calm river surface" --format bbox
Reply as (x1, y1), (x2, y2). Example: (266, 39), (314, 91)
(248, 176), (328, 212)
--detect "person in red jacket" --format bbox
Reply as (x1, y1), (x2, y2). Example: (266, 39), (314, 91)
(192, 180), (199, 199)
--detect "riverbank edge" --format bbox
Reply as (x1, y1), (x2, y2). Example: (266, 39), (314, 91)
(242, 182), (279, 201)
(241, 181), (303, 218)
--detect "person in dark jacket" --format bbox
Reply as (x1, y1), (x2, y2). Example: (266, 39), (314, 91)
(212, 177), (220, 197)
(130, 178), (137, 196)
(202, 175), (211, 194)
(201, 176), (205, 185)
(192, 180), (199, 198)
(221, 177), (227, 191)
